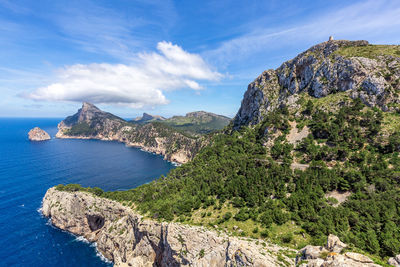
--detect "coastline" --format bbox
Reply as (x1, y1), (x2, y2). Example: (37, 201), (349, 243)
(55, 133), (186, 165)
(42, 187), (293, 267)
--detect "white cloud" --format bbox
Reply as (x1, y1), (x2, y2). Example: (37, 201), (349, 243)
(25, 42), (222, 108)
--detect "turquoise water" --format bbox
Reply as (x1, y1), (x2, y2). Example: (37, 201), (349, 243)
(0, 118), (175, 266)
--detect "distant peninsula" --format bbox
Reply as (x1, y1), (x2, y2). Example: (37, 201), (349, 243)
(55, 102), (230, 163)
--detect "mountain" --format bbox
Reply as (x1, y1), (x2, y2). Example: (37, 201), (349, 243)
(55, 103), (228, 163)
(163, 111), (231, 134)
(233, 40), (400, 129)
(49, 39), (400, 266)
(56, 102), (126, 137)
(130, 111), (231, 134)
(131, 112), (166, 124)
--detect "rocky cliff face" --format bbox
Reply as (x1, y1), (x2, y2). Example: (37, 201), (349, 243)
(56, 103), (205, 164)
(28, 127), (51, 141)
(42, 187), (293, 267)
(233, 40), (400, 128)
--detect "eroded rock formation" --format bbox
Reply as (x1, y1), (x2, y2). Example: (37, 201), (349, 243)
(42, 187), (294, 267)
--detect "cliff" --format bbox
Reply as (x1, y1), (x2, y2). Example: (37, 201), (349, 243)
(233, 40), (400, 128)
(28, 127), (51, 141)
(42, 187), (294, 267)
(56, 103), (209, 164)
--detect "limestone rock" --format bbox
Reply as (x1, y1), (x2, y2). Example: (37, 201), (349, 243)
(233, 40), (400, 129)
(326, 234), (347, 253)
(299, 245), (327, 259)
(28, 127), (51, 141)
(388, 255), (400, 267)
(344, 252), (374, 263)
(42, 187), (294, 267)
(296, 235), (379, 267)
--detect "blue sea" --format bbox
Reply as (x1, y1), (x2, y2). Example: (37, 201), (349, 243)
(0, 118), (176, 266)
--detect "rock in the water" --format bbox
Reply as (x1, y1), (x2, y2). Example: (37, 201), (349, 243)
(28, 127), (50, 141)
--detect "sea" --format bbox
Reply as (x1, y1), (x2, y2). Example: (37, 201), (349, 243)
(0, 118), (176, 267)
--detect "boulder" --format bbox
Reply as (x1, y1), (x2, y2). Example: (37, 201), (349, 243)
(297, 235), (379, 267)
(344, 252), (374, 263)
(326, 234), (347, 253)
(299, 245), (327, 259)
(388, 255), (400, 267)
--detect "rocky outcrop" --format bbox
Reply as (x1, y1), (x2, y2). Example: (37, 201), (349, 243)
(388, 255), (400, 267)
(233, 40), (400, 129)
(28, 127), (51, 141)
(296, 234), (380, 267)
(56, 103), (206, 164)
(42, 187), (294, 267)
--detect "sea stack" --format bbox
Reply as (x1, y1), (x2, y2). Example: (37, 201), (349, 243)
(28, 127), (51, 141)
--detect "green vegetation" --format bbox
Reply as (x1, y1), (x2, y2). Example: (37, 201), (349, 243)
(58, 98), (400, 259)
(333, 44), (400, 59)
(131, 111), (231, 135)
(161, 112), (231, 135)
(64, 122), (97, 136)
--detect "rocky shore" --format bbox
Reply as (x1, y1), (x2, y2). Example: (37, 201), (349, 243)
(42, 187), (294, 267)
(28, 127), (51, 141)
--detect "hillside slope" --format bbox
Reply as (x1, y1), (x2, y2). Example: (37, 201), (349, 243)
(52, 40), (400, 265)
(163, 111), (231, 134)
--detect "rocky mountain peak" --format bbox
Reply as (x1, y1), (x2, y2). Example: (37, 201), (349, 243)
(81, 102), (100, 112)
(233, 39), (400, 129)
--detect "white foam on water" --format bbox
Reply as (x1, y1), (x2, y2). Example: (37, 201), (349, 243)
(92, 242), (112, 264)
(37, 200), (44, 216)
(75, 236), (90, 244)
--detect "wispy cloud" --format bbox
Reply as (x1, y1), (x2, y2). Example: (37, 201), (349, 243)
(24, 42), (222, 108)
(205, 0), (400, 67)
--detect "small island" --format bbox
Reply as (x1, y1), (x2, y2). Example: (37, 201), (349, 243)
(28, 127), (51, 141)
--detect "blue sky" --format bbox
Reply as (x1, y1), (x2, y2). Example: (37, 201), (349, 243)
(1, 0), (400, 118)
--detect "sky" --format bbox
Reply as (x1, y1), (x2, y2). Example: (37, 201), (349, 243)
(1, 0), (400, 118)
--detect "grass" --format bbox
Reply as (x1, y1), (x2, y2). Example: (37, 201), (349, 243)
(183, 201), (311, 249)
(382, 111), (400, 135)
(333, 44), (400, 59)
(297, 91), (352, 113)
